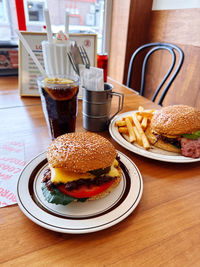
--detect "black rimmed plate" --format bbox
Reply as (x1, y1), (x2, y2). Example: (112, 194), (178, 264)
(109, 111), (200, 163)
(17, 151), (143, 234)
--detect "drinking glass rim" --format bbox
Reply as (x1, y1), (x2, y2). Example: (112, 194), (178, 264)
(37, 75), (79, 88)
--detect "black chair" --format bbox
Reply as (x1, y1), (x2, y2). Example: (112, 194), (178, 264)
(126, 42), (184, 105)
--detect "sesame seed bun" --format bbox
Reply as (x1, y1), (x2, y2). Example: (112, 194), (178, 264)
(47, 132), (117, 173)
(151, 105), (200, 136)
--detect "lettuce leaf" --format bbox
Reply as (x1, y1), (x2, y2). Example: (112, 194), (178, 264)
(182, 130), (200, 140)
(41, 183), (88, 205)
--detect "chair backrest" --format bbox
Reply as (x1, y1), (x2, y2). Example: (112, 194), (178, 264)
(126, 42), (184, 105)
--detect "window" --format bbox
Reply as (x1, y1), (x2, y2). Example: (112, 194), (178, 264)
(46, 0), (107, 53)
(0, 0), (8, 24)
(0, 0), (111, 54)
(25, 0), (46, 24)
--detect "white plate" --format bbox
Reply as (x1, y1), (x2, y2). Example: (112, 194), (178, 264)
(109, 111), (200, 163)
(17, 151), (143, 234)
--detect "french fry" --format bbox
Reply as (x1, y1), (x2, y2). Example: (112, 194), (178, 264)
(141, 116), (148, 130)
(122, 116), (133, 124)
(133, 126), (143, 146)
(136, 110), (154, 118)
(125, 117), (136, 142)
(115, 106), (153, 150)
(137, 106), (144, 122)
(138, 106), (144, 112)
(132, 113), (150, 149)
(115, 120), (126, 127)
(137, 114), (143, 122)
(141, 134), (150, 149)
(118, 127), (128, 134)
(122, 133), (131, 142)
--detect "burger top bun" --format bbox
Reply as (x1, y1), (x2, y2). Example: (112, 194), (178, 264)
(151, 105), (200, 136)
(47, 132), (117, 173)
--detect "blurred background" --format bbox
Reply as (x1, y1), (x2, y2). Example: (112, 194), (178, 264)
(0, 0), (111, 54)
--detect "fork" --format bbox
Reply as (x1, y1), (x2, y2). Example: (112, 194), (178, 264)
(78, 45), (90, 69)
(67, 51), (79, 75)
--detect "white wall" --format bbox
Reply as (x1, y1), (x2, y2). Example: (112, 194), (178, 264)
(152, 0), (200, 10)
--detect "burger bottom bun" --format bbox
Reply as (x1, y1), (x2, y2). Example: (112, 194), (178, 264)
(145, 127), (181, 153)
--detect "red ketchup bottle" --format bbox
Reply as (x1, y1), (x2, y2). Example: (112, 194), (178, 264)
(97, 54), (108, 82)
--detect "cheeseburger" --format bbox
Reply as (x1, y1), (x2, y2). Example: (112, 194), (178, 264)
(145, 105), (200, 158)
(42, 132), (122, 205)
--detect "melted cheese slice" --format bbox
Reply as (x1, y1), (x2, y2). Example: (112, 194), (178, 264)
(108, 160), (120, 177)
(50, 159), (120, 184)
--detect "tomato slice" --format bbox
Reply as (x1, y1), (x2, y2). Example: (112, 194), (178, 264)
(57, 180), (114, 199)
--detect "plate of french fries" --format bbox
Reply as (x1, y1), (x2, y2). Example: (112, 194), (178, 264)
(109, 106), (200, 163)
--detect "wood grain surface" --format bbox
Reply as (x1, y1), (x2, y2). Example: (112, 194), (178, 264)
(108, 0), (130, 83)
(147, 8), (200, 108)
(109, 5), (200, 109)
(123, 0), (153, 86)
(149, 9), (200, 47)
(0, 77), (200, 266)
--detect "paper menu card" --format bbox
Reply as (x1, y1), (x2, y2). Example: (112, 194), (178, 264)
(19, 32), (97, 97)
(0, 141), (25, 208)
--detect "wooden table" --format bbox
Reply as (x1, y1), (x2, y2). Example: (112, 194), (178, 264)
(1, 77), (200, 266)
